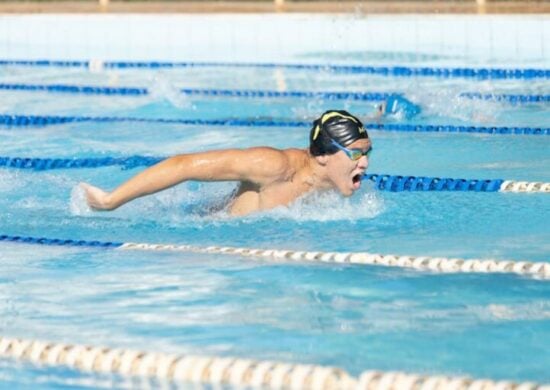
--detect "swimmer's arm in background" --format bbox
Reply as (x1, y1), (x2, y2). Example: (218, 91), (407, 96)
(364, 102), (385, 121)
(375, 95), (422, 120)
(81, 147), (289, 211)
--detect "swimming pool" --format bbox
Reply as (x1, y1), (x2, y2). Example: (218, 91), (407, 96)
(0, 13), (549, 389)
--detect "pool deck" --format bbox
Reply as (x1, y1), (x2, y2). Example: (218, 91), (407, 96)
(0, 1), (549, 14)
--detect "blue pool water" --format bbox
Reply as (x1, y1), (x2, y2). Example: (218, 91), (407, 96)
(0, 60), (549, 387)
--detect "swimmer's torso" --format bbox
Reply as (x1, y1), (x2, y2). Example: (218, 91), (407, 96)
(228, 149), (313, 216)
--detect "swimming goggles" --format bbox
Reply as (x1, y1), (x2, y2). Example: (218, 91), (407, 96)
(330, 139), (372, 161)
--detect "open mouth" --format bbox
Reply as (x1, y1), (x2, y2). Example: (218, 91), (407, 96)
(352, 174), (362, 189)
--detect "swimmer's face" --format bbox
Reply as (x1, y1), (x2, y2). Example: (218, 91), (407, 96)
(325, 138), (371, 196)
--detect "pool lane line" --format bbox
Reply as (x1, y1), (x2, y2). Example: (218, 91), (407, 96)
(1, 156), (548, 193)
(0, 83), (391, 101)
(459, 92), (550, 103)
(1, 59), (549, 80)
(1, 234), (548, 279)
(2, 83), (549, 104)
(0, 83), (147, 96)
(1, 337), (545, 390)
(0, 155), (165, 171)
(0, 114), (548, 135)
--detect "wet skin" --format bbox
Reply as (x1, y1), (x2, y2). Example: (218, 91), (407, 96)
(82, 138), (371, 217)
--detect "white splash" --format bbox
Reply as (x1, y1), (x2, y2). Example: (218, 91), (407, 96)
(255, 187), (385, 222)
(69, 184), (93, 216)
(148, 73), (192, 109)
(412, 86), (500, 124)
(81, 181), (385, 225)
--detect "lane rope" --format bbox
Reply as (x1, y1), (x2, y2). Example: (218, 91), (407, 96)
(1, 336), (545, 389)
(0, 83), (147, 96)
(0, 155), (164, 171)
(459, 92), (550, 104)
(1, 155), (549, 193)
(1, 59), (549, 80)
(0, 234), (548, 278)
(2, 83), (548, 104)
(0, 83), (391, 101)
(0, 114), (548, 135)
(178, 88), (390, 101)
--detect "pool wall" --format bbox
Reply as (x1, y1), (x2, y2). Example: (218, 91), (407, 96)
(0, 14), (548, 64)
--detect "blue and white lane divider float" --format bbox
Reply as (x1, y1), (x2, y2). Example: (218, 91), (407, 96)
(1, 336), (545, 390)
(2, 83), (549, 104)
(1, 155), (548, 193)
(0, 114), (548, 135)
(1, 59), (549, 80)
(0, 234), (548, 278)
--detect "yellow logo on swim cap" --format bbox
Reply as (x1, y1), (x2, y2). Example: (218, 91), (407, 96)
(321, 111), (359, 125)
(312, 124), (321, 140)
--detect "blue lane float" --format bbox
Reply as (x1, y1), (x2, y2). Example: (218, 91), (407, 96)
(363, 123), (550, 135)
(1, 59), (549, 80)
(0, 113), (548, 135)
(459, 92), (550, 104)
(0, 83), (148, 96)
(0, 83), (392, 101)
(0, 156), (163, 170)
(0, 234), (122, 248)
(2, 83), (548, 104)
(180, 88), (392, 101)
(364, 174), (504, 192)
(0, 114), (309, 128)
(0, 154), (507, 192)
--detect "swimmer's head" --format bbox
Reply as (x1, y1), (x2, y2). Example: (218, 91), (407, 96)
(309, 110), (369, 156)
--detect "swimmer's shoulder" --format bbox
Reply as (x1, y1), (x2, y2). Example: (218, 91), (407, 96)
(243, 146), (305, 162)
(241, 146), (305, 182)
(283, 147), (310, 165)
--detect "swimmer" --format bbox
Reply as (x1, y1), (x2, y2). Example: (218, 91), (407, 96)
(81, 110), (372, 217)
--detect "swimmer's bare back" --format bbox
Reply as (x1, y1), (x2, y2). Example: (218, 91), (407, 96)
(81, 147), (324, 216)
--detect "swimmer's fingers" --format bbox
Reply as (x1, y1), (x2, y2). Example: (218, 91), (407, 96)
(79, 182), (113, 211)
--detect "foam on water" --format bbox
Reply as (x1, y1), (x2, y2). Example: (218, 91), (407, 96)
(147, 72), (193, 109)
(485, 302), (550, 321)
(254, 186), (385, 222)
(408, 86), (501, 124)
(69, 179), (385, 225)
(70, 181), (230, 220)
(69, 184), (93, 216)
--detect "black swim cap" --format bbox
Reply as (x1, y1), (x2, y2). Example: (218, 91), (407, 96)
(309, 110), (368, 156)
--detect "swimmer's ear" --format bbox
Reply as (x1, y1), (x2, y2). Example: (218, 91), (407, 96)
(315, 154), (329, 166)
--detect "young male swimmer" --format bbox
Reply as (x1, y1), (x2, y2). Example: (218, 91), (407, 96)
(81, 110), (372, 217)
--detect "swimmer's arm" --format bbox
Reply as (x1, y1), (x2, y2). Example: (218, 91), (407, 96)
(83, 147), (288, 211)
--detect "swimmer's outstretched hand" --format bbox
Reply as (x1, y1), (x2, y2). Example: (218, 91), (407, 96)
(79, 183), (114, 211)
